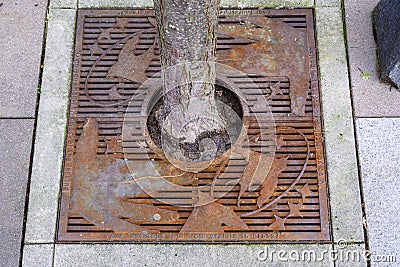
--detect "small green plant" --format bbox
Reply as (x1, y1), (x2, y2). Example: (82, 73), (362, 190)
(358, 68), (372, 80)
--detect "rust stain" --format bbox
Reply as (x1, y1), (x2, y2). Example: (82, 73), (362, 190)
(218, 15), (311, 116)
(70, 118), (179, 233)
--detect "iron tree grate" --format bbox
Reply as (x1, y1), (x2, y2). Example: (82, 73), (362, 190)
(57, 8), (331, 243)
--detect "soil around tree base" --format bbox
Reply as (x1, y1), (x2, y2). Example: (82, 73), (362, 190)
(147, 85), (243, 162)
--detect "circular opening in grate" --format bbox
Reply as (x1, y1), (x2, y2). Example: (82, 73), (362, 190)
(146, 83), (244, 166)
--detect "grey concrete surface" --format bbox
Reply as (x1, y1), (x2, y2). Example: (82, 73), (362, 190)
(0, 119), (34, 267)
(315, 6), (364, 243)
(345, 0), (400, 117)
(335, 244), (368, 267)
(24, 8), (76, 244)
(0, 0), (47, 118)
(53, 244), (334, 267)
(78, 0), (153, 8)
(315, 0), (341, 7)
(22, 244), (54, 267)
(50, 0), (77, 9)
(220, 0), (313, 7)
(345, 1), (378, 50)
(356, 118), (400, 267)
(348, 47), (400, 117)
(78, 0), (313, 8)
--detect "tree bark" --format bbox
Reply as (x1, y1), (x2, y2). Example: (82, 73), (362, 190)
(154, 0), (224, 148)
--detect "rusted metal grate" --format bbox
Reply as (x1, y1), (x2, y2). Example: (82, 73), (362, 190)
(57, 8), (331, 243)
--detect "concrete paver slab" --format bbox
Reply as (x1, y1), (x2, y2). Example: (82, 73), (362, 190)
(335, 244), (367, 267)
(54, 244), (334, 267)
(0, 0), (47, 118)
(50, 0), (77, 9)
(0, 119), (34, 267)
(78, 0), (313, 8)
(220, 0), (313, 7)
(315, 7), (364, 243)
(24, 8), (76, 244)
(315, 0), (341, 7)
(356, 118), (400, 267)
(345, 0), (379, 50)
(78, 0), (153, 8)
(22, 244), (54, 267)
(349, 47), (400, 117)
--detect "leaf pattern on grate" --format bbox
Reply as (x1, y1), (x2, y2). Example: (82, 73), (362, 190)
(58, 8), (330, 243)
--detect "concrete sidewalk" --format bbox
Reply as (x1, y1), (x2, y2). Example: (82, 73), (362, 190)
(0, 1), (47, 266)
(0, 0), (399, 266)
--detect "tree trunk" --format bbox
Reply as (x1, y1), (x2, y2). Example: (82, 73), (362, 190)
(154, 0), (224, 158)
